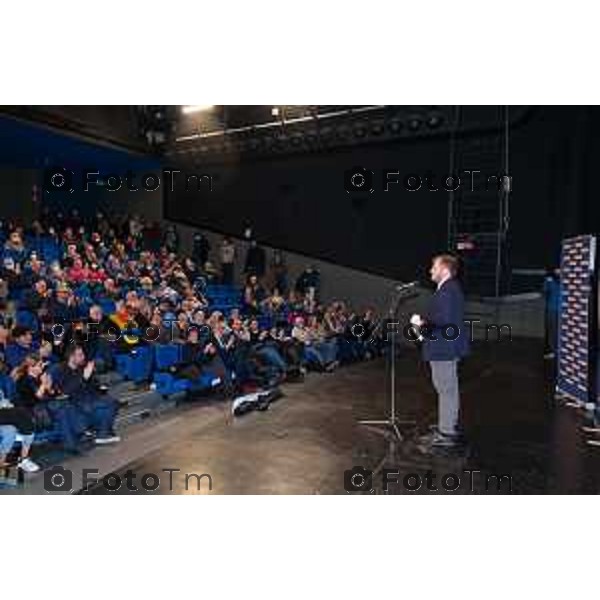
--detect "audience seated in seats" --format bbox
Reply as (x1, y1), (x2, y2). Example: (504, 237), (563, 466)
(247, 318), (287, 380)
(83, 305), (115, 373)
(23, 278), (52, 313)
(3, 231), (27, 265)
(51, 345), (120, 451)
(286, 291), (305, 324)
(0, 210), (386, 467)
(243, 274), (265, 315)
(291, 314), (340, 373)
(202, 261), (219, 283)
(2, 256), (29, 300)
(173, 328), (220, 385)
(5, 326), (36, 371)
(0, 425), (17, 468)
(38, 339), (58, 368)
(262, 287), (287, 321)
(49, 282), (78, 325)
(0, 357), (50, 472)
(67, 258), (90, 283)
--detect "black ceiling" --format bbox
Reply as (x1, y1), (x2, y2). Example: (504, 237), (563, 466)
(0, 105), (534, 167)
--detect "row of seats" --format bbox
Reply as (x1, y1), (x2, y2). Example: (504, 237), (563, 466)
(0, 372), (64, 445)
(1, 235), (61, 263)
(0, 342), (223, 449)
(152, 344), (222, 397)
(1, 246), (249, 452)
(205, 284), (241, 313)
(10, 283), (241, 324)
(109, 344), (223, 395)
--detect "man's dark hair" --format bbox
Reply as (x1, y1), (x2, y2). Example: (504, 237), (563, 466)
(11, 325), (31, 340)
(65, 343), (86, 361)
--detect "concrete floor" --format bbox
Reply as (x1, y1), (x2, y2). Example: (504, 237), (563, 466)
(7, 361), (357, 494)
(6, 338), (600, 494)
(81, 365), (357, 494)
(355, 340), (600, 494)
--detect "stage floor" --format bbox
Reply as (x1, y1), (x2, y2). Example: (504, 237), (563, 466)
(79, 338), (600, 495)
(9, 338), (600, 494)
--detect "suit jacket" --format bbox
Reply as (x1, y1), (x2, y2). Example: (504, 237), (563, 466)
(421, 278), (470, 362)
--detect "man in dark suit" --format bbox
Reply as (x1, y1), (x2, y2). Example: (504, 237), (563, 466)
(412, 254), (470, 447)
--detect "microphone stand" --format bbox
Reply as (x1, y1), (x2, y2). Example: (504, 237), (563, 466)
(359, 284), (417, 442)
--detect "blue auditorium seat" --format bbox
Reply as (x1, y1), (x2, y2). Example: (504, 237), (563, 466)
(98, 299), (116, 315)
(258, 316), (272, 329)
(16, 309), (39, 331)
(0, 373), (63, 446)
(115, 346), (153, 383)
(152, 343), (221, 398)
(154, 344), (181, 370)
(153, 372), (192, 397)
(0, 373), (16, 400)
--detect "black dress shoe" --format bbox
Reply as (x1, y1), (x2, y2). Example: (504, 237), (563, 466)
(256, 388), (283, 411)
(233, 400), (256, 417)
(256, 398), (271, 411)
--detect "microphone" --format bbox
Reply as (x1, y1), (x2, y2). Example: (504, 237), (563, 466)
(395, 281), (418, 291)
(388, 281), (418, 317)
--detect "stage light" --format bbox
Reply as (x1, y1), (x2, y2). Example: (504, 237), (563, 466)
(182, 105), (215, 114)
(408, 118), (422, 131)
(353, 123), (367, 138)
(371, 121), (384, 136)
(336, 124), (350, 140)
(388, 120), (402, 134)
(427, 115), (443, 128)
(271, 107), (280, 117)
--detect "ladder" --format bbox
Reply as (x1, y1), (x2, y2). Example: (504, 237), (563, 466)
(448, 107), (510, 297)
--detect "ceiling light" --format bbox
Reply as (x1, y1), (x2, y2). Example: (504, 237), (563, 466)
(408, 118), (422, 131)
(388, 120), (402, 133)
(353, 123), (367, 138)
(182, 105), (215, 115)
(427, 115), (443, 128)
(371, 122), (384, 135)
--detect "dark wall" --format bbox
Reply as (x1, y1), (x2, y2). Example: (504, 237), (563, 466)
(165, 138), (451, 281)
(0, 169), (39, 224)
(0, 106), (147, 153)
(3, 106), (595, 282)
(507, 106), (600, 269)
(0, 113), (162, 226)
(165, 106), (600, 280)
